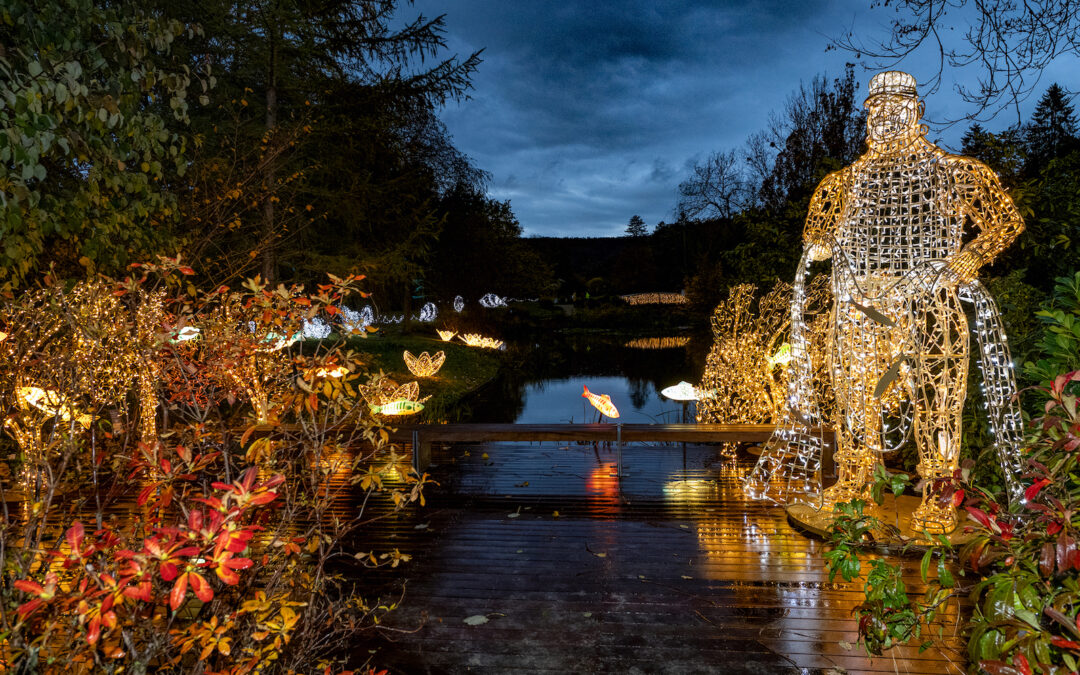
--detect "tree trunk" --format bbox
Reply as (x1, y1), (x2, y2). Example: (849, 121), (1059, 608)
(261, 31), (278, 283)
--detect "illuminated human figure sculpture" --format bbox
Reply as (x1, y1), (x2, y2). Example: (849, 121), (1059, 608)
(750, 71), (1024, 534)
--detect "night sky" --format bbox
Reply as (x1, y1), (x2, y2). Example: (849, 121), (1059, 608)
(409, 1), (1074, 238)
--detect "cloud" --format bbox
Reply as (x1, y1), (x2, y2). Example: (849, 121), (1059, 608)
(410, 0), (1052, 237)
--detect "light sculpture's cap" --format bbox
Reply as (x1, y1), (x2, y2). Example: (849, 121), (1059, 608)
(866, 71), (918, 101)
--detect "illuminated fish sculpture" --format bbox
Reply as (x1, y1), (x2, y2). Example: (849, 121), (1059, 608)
(582, 385), (620, 419)
(17, 387), (94, 428)
(370, 400), (424, 416)
(661, 381), (700, 401)
(171, 326), (201, 343)
(766, 342), (793, 370)
(403, 350), (446, 377)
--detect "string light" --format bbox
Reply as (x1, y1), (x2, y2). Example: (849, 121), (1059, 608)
(698, 279), (834, 460)
(745, 71), (1025, 533)
(479, 293), (506, 309)
(458, 333), (504, 350)
(621, 292), (689, 306)
(454, 296), (464, 312)
(419, 302), (437, 323)
(582, 385), (620, 419)
(437, 329), (457, 342)
(403, 350), (446, 377)
(623, 337), (690, 349)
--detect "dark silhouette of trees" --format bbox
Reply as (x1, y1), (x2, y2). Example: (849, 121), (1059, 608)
(626, 215), (648, 237)
(677, 150), (746, 220)
(832, 0), (1080, 120)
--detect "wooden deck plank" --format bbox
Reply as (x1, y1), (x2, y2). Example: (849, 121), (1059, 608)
(348, 441), (965, 673)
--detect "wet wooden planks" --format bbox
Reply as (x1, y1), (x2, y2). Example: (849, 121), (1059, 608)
(350, 441), (966, 674)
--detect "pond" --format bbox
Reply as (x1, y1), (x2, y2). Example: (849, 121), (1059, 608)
(452, 332), (714, 424)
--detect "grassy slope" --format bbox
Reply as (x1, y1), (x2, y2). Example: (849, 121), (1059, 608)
(341, 332), (503, 421)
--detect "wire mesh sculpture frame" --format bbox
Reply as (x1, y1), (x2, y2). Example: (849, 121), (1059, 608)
(745, 71), (1026, 534)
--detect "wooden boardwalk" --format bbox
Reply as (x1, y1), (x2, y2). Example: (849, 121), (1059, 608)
(349, 439), (966, 674)
(391, 423), (835, 475)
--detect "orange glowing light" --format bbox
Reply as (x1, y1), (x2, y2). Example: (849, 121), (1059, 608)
(458, 333), (504, 349)
(582, 385), (620, 419)
(403, 350), (446, 377)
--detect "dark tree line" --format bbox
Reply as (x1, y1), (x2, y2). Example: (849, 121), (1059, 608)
(1, 0), (553, 309)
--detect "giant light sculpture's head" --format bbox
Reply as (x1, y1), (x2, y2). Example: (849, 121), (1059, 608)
(864, 71), (926, 147)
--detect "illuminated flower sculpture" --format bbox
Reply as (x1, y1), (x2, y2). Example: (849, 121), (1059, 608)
(458, 333), (504, 350)
(746, 71), (1026, 534)
(437, 329), (456, 342)
(403, 350), (446, 377)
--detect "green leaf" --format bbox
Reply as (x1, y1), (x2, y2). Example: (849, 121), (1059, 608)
(920, 549), (932, 583)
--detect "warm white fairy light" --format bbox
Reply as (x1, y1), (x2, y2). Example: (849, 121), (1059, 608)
(745, 71), (1025, 533)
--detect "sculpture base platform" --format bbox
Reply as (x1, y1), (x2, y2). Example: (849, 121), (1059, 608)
(787, 494), (977, 553)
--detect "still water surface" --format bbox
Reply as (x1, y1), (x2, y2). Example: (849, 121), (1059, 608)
(458, 332), (712, 424)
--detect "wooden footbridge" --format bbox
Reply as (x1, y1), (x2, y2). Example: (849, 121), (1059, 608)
(390, 422), (836, 477)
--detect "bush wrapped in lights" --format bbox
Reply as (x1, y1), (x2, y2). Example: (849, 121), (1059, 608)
(0, 261), (430, 672)
(696, 279), (834, 458)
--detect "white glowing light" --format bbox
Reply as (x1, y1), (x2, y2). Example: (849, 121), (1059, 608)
(661, 382), (700, 401)
(453, 296), (464, 312)
(302, 317), (331, 339)
(479, 293), (506, 308)
(419, 302), (437, 322)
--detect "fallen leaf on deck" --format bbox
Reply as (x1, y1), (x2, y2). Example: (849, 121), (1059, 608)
(553, 511), (560, 518)
(507, 513), (519, 518)
(463, 615), (489, 626)
(414, 523), (429, 530)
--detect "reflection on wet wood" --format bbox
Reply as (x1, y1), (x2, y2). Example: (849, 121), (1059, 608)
(351, 441), (965, 674)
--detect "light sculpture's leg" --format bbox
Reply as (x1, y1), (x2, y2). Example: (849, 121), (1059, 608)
(910, 287), (968, 534)
(820, 307), (888, 509)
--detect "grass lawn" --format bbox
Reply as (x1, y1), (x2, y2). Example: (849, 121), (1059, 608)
(337, 331), (504, 421)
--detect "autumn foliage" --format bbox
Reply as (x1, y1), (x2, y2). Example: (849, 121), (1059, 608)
(0, 259), (425, 673)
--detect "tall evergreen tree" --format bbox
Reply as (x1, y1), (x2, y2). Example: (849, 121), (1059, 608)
(626, 215), (647, 237)
(1026, 83), (1078, 172)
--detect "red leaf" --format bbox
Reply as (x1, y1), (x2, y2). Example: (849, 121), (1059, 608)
(14, 579), (44, 595)
(951, 488), (965, 507)
(966, 506), (998, 533)
(1052, 636), (1080, 650)
(123, 580), (153, 602)
(87, 616), (102, 645)
(1049, 521), (1063, 535)
(66, 521), (85, 553)
(178, 266), (195, 275)
(1013, 653), (1032, 675)
(1025, 478), (1051, 502)
(189, 572), (213, 603)
(16, 598), (43, 618)
(169, 574), (189, 611)
(160, 562), (178, 582)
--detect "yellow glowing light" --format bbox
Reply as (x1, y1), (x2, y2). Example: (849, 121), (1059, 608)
(403, 350), (446, 377)
(458, 333), (504, 349)
(623, 336), (690, 349)
(437, 329), (457, 342)
(313, 366), (349, 378)
(17, 387), (93, 428)
(0, 331), (7, 342)
(767, 343), (793, 369)
(370, 399), (425, 416)
(172, 326), (201, 342)
(747, 71), (1026, 534)
(621, 292), (689, 306)
(582, 385), (620, 419)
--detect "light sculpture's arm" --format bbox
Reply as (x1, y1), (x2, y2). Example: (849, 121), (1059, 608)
(803, 169), (851, 261)
(947, 157), (1025, 282)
